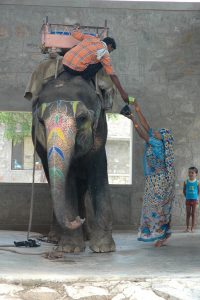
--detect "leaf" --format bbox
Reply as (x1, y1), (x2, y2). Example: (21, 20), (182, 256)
(0, 112), (32, 144)
(106, 113), (120, 121)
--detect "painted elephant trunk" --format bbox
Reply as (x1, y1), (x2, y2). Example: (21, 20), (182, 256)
(44, 111), (84, 230)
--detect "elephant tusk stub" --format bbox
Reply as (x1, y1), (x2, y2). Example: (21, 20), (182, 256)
(65, 216), (85, 230)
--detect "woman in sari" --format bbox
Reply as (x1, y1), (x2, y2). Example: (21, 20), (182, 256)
(121, 100), (175, 247)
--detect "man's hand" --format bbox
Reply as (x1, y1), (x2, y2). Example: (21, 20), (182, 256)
(120, 105), (132, 117)
(121, 92), (129, 103)
(109, 74), (129, 103)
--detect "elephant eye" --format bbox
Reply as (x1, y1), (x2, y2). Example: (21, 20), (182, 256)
(77, 114), (87, 122)
(77, 114), (88, 127)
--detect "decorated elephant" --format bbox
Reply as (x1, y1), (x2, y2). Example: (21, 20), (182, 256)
(31, 67), (118, 253)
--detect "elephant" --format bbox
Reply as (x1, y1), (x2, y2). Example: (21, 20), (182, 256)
(32, 70), (117, 253)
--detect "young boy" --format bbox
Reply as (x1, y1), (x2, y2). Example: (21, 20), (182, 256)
(183, 167), (200, 232)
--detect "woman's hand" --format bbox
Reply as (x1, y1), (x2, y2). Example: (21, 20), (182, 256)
(133, 100), (150, 133)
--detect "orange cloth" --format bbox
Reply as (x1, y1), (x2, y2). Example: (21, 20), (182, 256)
(63, 30), (114, 75)
(186, 200), (198, 206)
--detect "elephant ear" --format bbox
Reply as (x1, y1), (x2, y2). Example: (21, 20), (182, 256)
(88, 109), (96, 129)
(96, 69), (116, 111)
(88, 109), (95, 122)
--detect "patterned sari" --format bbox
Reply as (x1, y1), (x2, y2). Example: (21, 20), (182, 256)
(138, 128), (175, 242)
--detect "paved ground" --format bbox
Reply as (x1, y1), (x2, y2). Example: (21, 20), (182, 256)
(0, 230), (199, 299)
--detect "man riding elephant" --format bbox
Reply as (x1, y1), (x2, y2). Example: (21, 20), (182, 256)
(63, 25), (131, 105)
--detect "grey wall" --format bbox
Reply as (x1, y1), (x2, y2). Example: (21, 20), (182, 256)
(0, 183), (52, 232)
(0, 182), (197, 231)
(0, 183), (133, 232)
(0, 0), (200, 229)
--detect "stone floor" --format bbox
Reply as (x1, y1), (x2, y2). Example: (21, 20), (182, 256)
(0, 230), (199, 299)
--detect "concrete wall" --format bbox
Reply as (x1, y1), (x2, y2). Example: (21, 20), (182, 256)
(0, 183), (133, 232)
(0, 182), (197, 231)
(0, 0), (200, 230)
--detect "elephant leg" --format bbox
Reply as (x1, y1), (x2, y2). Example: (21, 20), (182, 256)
(76, 176), (92, 241)
(56, 228), (85, 253)
(54, 167), (85, 253)
(48, 214), (62, 244)
(88, 149), (116, 253)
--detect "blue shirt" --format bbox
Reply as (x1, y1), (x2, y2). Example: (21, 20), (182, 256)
(185, 179), (199, 200)
(143, 129), (166, 176)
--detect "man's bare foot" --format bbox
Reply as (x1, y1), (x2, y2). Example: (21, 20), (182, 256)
(191, 228), (195, 233)
(184, 228), (190, 233)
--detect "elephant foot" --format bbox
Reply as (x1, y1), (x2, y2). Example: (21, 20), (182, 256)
(48, 227), (62, 244)
(55, 229), (86, 253)
(89, 229), (116, 253)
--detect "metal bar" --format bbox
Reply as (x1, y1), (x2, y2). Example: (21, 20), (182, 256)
(49, 23), (108, 30)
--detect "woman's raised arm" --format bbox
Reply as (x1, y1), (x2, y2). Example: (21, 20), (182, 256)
(134, 100), (150, 133)
(130, 114), (149, 143)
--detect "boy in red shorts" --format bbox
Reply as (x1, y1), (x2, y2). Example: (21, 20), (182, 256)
(183, 167), (200, 232)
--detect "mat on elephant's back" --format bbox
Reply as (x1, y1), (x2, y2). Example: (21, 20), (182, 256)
(24, 58), (114, 112)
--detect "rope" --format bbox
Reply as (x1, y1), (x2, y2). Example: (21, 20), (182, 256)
(27, 109), (38, 240)
(55, 56), (59, 79)
(0, 248), (48, 255)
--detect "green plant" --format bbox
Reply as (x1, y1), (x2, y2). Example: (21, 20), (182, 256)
(106, 113), (121, 121)
(0, 112), (121, 144)
(0, 112), (32, 144)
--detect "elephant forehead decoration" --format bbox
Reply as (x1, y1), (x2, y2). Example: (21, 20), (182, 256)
(39, 99), (80, 119)
(41, 100), (80, 184)
(39, 99), (94, 185)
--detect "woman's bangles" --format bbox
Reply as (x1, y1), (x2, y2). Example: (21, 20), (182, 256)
(128, 96), (140, 112)
(120, 105), (139, 128)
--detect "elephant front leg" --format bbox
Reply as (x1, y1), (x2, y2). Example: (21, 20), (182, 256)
(46, 227), (85, 258)
(55, 228), (86, 253)
(48, 216), (86, 253)
(48, 168), (86, 253)
(88, 150), (116, 253)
